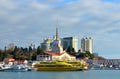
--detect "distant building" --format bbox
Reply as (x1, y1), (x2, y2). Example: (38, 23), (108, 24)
(81, 36), (93, 54)
(41, 27), (63, 54)
(41, 38), (54, 51)
(62, 36), (78, 52)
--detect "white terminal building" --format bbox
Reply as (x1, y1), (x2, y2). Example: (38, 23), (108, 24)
(81, 36), (93, 54)
(41, 27), (63, 53)
(38, 27), (76, 61)
(41, 28), (78, 53)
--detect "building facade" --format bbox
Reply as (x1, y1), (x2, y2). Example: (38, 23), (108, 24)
(41, 38), (54, 51)
(41, 27), (63, 53)
(37, 51), (76, 61)
(62, 36), (78, 52)
(81, 36), (93, 54)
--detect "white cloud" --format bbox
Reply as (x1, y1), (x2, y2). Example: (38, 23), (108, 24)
(0, 0), (17, 10)
(30, 2), (51, 10)
(37, 0), (64, 4)
(0, 0), (120, 58)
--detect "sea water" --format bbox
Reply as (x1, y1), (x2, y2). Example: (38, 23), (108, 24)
(0, 70), (119, 79)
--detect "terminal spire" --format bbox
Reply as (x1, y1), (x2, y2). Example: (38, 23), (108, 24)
(56, 27), (59, 40)
(56, 17), (59, 40)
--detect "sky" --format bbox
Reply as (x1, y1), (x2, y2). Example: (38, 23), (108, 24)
(0, 0), (120, 59)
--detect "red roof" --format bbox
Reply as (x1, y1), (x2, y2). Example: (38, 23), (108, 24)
(44, 52), (75, 57)
(8, 58), (15, 62)
(15, 60), (25, 63)
(60, 52), (75, 57)
(44, 52), (60, 56)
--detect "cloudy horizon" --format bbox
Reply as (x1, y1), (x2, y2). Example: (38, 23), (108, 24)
(0, 0), (120, 58)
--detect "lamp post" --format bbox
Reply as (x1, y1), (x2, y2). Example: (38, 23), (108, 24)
(5, 46), (7, 58)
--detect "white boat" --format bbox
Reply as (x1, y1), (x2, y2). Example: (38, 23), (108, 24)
(12, 64), (32, 72)
(0, 64), (32, 72)
(12, 64), (27, 72)
(0, 64), (13, 71)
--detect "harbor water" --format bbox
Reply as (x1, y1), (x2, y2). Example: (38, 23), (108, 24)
(0, 70), (119, 79)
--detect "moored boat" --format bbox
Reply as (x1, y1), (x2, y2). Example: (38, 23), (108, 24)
(0, 64), (13, 71)
(34, 61), (88, 71)
(12, 64), (30, 72)
(0, 64), (32, 72)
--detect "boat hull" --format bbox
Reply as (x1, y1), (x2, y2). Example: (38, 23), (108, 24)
(37, 67), (78, 71)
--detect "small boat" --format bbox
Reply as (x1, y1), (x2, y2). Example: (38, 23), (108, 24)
(0, 64), (32, 72)
(12, 64), (29, 72)
(0, 64), (13, 71)
(12, 63), (32, 72)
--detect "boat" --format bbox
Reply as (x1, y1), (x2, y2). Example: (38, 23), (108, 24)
(0, 64), (32, 72)
(0, 64), (13, 71)
(34, 61), (88, 71)
(12, 64), (32, 72)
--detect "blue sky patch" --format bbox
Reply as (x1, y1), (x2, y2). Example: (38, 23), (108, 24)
(102, 0), (120, 3)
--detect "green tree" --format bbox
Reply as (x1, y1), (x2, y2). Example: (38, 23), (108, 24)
(80, 53), (86, 58)
(13, 46), (19, 59)
(0, 50), (2, 61)
(32, 52), (37, 60)
(85, 51), (94, 59)
(37, 46), (43, 55)
(79, 51), (94, 59)
(29, 46), (32, 52)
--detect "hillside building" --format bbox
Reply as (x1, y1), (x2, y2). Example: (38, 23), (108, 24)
(81, 36), (93, 54)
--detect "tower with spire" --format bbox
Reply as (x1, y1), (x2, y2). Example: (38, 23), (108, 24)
(56, 27), (59, 40)
(56, 17), (59, 40)
(51, 18), (63, 54)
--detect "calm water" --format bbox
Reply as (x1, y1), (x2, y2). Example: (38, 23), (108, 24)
(0, 70), (119, 79)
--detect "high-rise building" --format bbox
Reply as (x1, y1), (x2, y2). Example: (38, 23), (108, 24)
(62, 36), (78, 52)
(81, 36), (93, 54)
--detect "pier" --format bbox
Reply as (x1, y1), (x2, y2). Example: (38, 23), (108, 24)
(85, 59), (120, 69)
